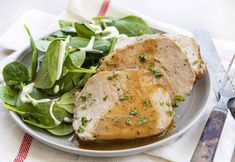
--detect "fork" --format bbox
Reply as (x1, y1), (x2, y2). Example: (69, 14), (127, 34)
(191, 54), (235, 162)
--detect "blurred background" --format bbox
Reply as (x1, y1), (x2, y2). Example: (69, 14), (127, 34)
(0, 0), (235, 42)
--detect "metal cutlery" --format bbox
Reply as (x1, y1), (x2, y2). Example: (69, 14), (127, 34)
(192, 30), (235, 162)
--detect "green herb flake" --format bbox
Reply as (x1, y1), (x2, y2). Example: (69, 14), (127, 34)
(166, 110), (175, 116)
(166, 102), (171, 107)
(107, 73), (118, 80)
(153, 69), (163, 78)
(126, 119), (132, 126)
(81, 116), (92, 127)
(192, 57), (202, 65)
(143, 99), (152, 107)
(115, 102), (119, 106)
(160, 102), (165, 106)
(149, 62), (156, 71)
(80, 92), (92, 102)
(119, 95), (128, 101)
(103, 95), (108, 101)
(105, 60), (114, 66)
(138, 117), (148, 125)
(77, 126), (85, 133)
(139, 53), (148, 62)
(173, 95), (185, 106)
(129, 109), (138, 116)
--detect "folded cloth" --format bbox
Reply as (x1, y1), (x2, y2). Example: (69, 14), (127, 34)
(0, 0), (234, 162)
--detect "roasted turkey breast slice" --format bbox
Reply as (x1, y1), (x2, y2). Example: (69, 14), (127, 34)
(73, 69), (173, 142)
(114, 34), (205, 80)
(99, 37), (195, 99)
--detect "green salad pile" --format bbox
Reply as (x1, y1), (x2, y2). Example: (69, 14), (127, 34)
(0, 15), (153, 136)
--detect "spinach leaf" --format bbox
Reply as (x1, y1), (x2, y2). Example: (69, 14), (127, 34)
(104, 16), (153, 36)
(0, 86), (19, 106)
(34, 58), (53, 89)
(64, 50), (96, 74)
(70, 37), (111, 54)
(57, 104), (74, 114)
(3, 61), (29, 86)
(30, 88), (48, 100)
(47, 122), (73, 136)
(52, 31), (67, 38)
(35, 40), (61, 89)
(24, 25), (38, 81)
(58, 20), (77, 34)
(64, 51), (86, 69)
(60, 26), (77, 34)
(108, 38), (117, 54)
(57, 88), (77, 113)
(74, 22), (95, 38)
(45, 72), (80, 95)
(59, 20), (73, 28)
(4, 102), (70, 129)
(68, 68), (96, 74)
(35, 40), (51, 52)
(75, 66), (97, 88)
(58, 88), (76, 104)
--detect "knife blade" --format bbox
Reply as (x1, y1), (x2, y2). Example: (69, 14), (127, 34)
(193, 29), (225, 100)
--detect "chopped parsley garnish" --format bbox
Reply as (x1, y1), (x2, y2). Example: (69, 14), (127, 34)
(81, 116), (92, 127)
(143, 99), (152, 107)
(148, 62), (163, 78)
(103, 95), (108, 101)
(149, 62), (156, 70)
(115, 102), (119, 106)
(119, 95), (128, 101)
(105, 60), (114, 66)
(160, 102), (164, 106)
(166, 102), (171, 107)
(80, 92), (92, 101)
(126, 119), (132, 125)
(107, 73), (118, 80)
(129, 109), (138, 116)
(192, 57), (202, 65)
(77, 126), (85, 133)
(138, 117), (148, 125)
(153, 69), (163, 78)
(139, 53), (148, 62)
(166, 110), (175, 116)
(173, 95), (185, 106)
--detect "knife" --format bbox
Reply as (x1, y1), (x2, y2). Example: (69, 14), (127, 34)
(191, 30), (230, 162)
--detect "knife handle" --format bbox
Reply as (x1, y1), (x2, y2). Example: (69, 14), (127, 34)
(191, 106), (227, 162)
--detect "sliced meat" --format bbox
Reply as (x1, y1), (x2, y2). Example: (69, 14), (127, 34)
(164, 34), (206, 81)
(99, 37), (195, 99)
(114, 34), (160, 49)
(73, 69), (173, 142)
(114, 34), (205, 80)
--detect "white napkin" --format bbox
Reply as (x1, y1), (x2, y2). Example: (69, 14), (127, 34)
(0, 0), (234, 162)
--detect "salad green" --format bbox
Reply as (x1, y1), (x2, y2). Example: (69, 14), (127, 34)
(0, 15), (153, 136)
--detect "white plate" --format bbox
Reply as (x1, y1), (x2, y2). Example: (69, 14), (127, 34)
(7, 45), (210, 157)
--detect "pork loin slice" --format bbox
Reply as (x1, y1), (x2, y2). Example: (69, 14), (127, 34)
(164, 34), (206, 81)
(73, 69), (173, 142)
(99, 37), (195, 99)
(114, 34), (205, 80)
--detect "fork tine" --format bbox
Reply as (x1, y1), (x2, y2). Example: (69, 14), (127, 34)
(221, 54), (235, 90)
(228, 55), (235, 92)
